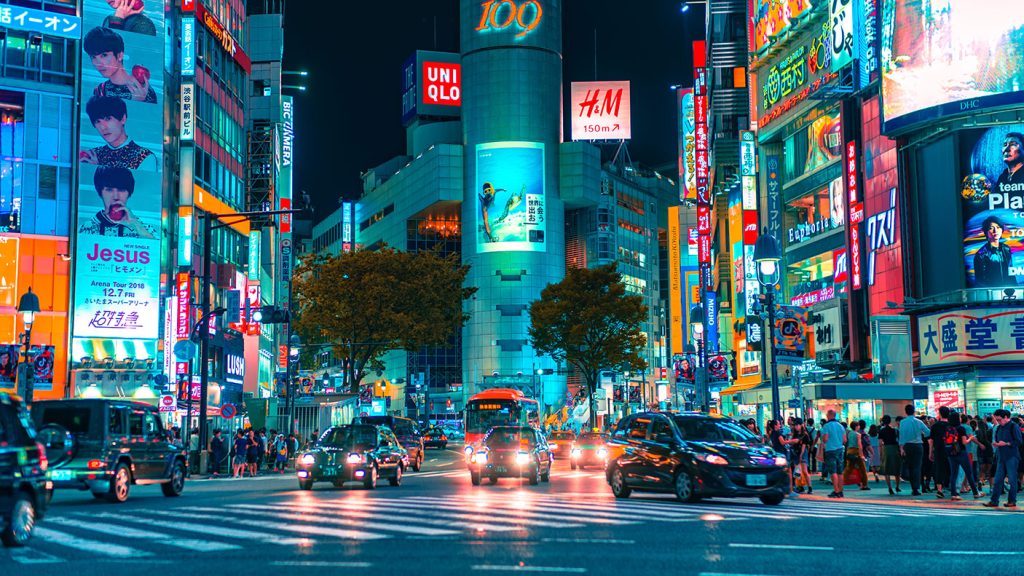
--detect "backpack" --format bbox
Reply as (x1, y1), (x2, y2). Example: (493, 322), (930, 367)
(944, 426), (962, 456)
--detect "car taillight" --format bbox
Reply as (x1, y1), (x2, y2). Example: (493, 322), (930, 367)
(36, 442), (48, 472)
(87, 460), (106, 469)
(346, 453), (363, 464)
(441, 436), (447, 441)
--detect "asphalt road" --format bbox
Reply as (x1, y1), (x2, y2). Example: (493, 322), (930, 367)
(4, 445), (1022, 575)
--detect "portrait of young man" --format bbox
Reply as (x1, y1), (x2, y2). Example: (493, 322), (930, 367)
(103, 0), (156, 36)
(79, 165), (157, 239)
(81, 95), (156, 171)
(83, 26), (157, 103)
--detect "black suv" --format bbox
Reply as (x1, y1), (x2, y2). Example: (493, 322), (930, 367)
(0, 392), (49, 547)
(32, 399), (187, 503)
(354, 416), (424, 471)
(606, 412), (789, 505)
(296, 424), (408, 490)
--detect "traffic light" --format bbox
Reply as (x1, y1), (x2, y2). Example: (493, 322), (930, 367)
(535, 368), (554, 375)
(251, 305), (290, 324)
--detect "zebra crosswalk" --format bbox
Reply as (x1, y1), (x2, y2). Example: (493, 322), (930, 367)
(1, 493), (1003, 564)
(410, 469), (607, 480)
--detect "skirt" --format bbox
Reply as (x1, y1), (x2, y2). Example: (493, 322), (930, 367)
(881, 444), (902, 476)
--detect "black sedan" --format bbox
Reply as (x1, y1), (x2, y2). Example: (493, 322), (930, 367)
(422, 427), (449, 449)
(467, 426), (552, 486)
(570, 432), (609, 470)
(606, 412), (788, 505)
(296, 424), (408, 490)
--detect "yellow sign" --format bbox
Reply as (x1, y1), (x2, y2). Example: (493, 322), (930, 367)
(668, 207), (683, 355)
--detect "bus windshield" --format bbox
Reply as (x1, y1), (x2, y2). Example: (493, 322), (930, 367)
(466, 400), (520, 433)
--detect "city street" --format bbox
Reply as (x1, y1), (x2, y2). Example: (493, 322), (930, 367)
(4, 445), (1020, 575)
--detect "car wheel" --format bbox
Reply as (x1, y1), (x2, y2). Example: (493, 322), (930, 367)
(487, 476), (498, 485)
(161, 460), (186, 497)
(105, 463), (131, 503)
(1, 492), (35, 547)
(528, 466), (540, 486)
(389, 465), (403, 487)
(441, 443), (447, 450)
(609, 466), (631, 498)
(570, 462), (577, 470)
(673, 469), (699, 503)
(540, 466), (550, 483)
(759, 494), (785, 505)
(470, 471), (481, 486)
(364, 465), (378, 490)
(298, 479), (313, 491)
(413, 453), (422, 472)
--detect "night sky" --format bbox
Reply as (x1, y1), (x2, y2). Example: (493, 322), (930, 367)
(282, 1), (705, 221)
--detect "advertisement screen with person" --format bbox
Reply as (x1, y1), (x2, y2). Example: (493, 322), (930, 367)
(475, 142), (546, 253)
(961, 124), (1024, 288)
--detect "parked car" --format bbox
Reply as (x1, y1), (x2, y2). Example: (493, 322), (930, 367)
(354, 415), (424, 471)
(570, 432), (609, 470)
(31, 399), (187, 503)
(605, 412), (788, 505)
(422, 427), (449, 449)
(296, 424), (407, 490)
(547, 430), (576, 459)
(0, 392), (50, 547)
(467, 426), (552, 486)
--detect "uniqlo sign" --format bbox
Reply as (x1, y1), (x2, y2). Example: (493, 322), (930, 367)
(176, 272), (190, 339)
(422, 61), (461, 106)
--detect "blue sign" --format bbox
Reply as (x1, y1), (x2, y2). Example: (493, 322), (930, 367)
(705, 291), (719, 353)
(788, 399), (801, 409)
(0, 6), (82, 40)
(181, 17), (195, 76)
(766, 155), (782, 242)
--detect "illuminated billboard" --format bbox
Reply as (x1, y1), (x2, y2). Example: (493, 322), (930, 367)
(862, 96), (904, 318)
(678, 88), (696, 201)
(475, 142), (546, 253)
(401, 51), (461, 125)
(570, 81), (631, 141)
(881, 0), (1024, 131)
(960, 123), (1024, 289)
(753, 0), (813, 55)
(73, 0), (164, 341)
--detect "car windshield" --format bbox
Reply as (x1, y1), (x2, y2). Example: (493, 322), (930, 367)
(550, 432), (574, 440)
(392, 420), (416, 436)
(486, 429), (535, 448)
(577, 433), (603, 443)
(671, 417), (759, 443)
(37, 406), (92, 435)
(319, 426), (377, 449)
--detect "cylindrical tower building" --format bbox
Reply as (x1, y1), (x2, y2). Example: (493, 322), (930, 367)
(460, 0), (565, 409)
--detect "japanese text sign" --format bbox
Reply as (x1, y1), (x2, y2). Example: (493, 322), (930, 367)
(0, 5), (81, 40)
(918, 308), (1024, 368)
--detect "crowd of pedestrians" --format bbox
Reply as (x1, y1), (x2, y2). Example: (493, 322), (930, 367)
(740, 404), (1023, 507)
(170, 427), (308, 478)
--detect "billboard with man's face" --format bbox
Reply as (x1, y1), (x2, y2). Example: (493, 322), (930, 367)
(72, 0), (164, 341)
(475, 142), (546, 253)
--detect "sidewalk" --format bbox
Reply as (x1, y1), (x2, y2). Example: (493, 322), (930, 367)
(795, 475), (1022, 511)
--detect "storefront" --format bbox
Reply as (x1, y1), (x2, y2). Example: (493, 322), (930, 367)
(736, 381), (925, 426)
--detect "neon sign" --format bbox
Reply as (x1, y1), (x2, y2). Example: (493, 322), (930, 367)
(758, 23), (837, 128)
(475, 0), (543, 39)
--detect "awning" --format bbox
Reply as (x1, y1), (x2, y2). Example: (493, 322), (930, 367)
(719, 381), (762, 397)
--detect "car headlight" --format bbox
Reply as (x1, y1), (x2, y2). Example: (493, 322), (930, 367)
(464, 445), (475, 455)
(773, 455), (788, 467)
(696, 453), (729, 466)
(516, 452), (531, 465)
(471, 452), (488, 464)
(346, 453), (363, 464)
(597, 447), (608, 458)
(570, 448), (582, 457)
(549, 443), (558, 449)
(299, 454), (316, 466)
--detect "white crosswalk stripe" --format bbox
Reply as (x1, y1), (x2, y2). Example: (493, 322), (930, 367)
(14, 491), (1001, 564)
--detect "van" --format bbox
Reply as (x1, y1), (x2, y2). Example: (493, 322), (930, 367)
(353, 415), (424, 471)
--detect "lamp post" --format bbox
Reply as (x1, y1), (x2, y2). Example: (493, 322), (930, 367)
(753, 227), (783, 423)
(689, 303), (706, 412)
(17, 287), (41, 405)
(286, 334), (301, 434)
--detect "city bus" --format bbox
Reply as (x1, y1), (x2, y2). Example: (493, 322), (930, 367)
(463, 388), (540, 446)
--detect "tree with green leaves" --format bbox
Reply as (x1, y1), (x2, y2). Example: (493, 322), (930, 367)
(292, 248), (476, 394)
(528, 263), (648, 429)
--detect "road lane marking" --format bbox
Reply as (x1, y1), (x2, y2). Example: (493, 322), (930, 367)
(940, 551), (1024, 555)
(699, 573), (781, 576)
(7, 548), (64, 564)
(160, 508), (388, 540)
(94, 511), (317, 545)
(46, 517), (240, 552)
(33, 527), (150, 558)
(472, 565), (587, 573)
(729, 543), (834, 551)
(317, 499), (584, 529)
(222, 504), (459, 536)
(258, 502), (528, 532)
(541, 538), (636, 544)
(401, 497), (635, 525)
(345, 498), (597, 527)
(271, 561), (373, 567)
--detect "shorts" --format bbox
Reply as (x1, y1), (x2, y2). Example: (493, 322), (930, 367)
(233, 456), (247, 467)
(245, 453), (258, 464)
(823, 449), (844, 476)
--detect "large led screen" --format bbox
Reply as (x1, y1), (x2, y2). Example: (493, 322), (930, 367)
(881, 0), (1024, 131)
(73, 0), (164, 340)
(961, 123), (1024, 289)
(475, 142), (546, 253)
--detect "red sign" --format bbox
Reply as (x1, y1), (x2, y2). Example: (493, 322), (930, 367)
(159, 394), (176, 412)
(932, 389), (962, 409)
(194, 4), (251, 73)
(846, 141), (859, 203)
(280, 198), (292, 233)
(423, 61), (461, 106)
(698, 234), (711, 264)
(833, 249), (849, 285)
(845, 139), (862, 290)
(850, 201), (864, 224)
(697, 205), (711, 234)
(743, 211), (758, 244)
(182, 0), (195, 11)
(278, 345), (288, 369)
(850, 225), (862, 290)
(790, 286), (835, 307)
(176, 272), (190, 339)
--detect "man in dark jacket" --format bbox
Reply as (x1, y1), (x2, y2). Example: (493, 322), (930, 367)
(209, 429), (226, 478)
(984, 409), (1022, 508)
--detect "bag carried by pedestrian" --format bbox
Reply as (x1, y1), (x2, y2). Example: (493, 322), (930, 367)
(944, 426), (963, 456)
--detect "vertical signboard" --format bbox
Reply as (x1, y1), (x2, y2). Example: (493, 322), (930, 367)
(278, 96), (295, 311)
(694, 40), (713, 302)
(856, 0), (878, 88)
(862, 96), (903, 317)
(248, 230), (261, 280)
(180, 82), (194, 141)
(668, 207), (684, 356)
(679, 89), (696, 202)
(475, 142), (546, 253)
(845, 140), (863, 289)
(705, 291), (719, 353)
(73, 0), (165, 341)
(829, 0), (855, 73)
(740, 131), (761, 327)
(570, 81), (631, 141)
(342, 201), (354, 252)
(181, 17), (195, 76)
(765, 155), (782, 242)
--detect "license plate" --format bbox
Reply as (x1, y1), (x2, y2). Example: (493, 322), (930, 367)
(747, 474), (767, 487)
(494, 466), (507, 473)
(50, 469), (75, 481)
(322, 467), (337, 476)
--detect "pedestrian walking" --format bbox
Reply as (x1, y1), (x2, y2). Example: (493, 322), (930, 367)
(792, 418), (813, 495)
(805, 419), (818, 475)
(245, 429), (259, 477)
(188, 428), (200, 474)
(931, 406), (952, 499)
(209, 429), (226, 477)
(945, 412), (981, 501)
(274, 434), (288, 472)
(844, 421), (869, 490)
(254, 429), (266, 473)
(286, 432), (298, 469)
(984, 409), (1022, 509)
(898, 404), (930, 495)
(232, 430), (249, 478)
(867, 423), (881, 482)
(878, 415), (902, 495)
(820, 410), (846, 498)
(975, 416), (993, 491)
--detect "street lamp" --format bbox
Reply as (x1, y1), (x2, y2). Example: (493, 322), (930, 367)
(689, 303), (707, 412)
(753, 227), (783, 422)
(17, 287), (41, 404)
